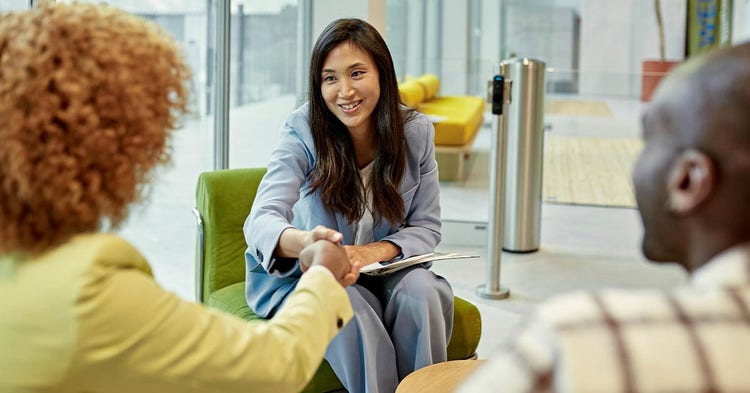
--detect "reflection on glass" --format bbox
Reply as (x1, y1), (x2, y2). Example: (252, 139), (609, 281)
(386, 0), (441, 81)
(228, 1), (299, 169)
(57, 0), (214, 299)
(0, 0), (27, 12)
(501, 0), (581, 95)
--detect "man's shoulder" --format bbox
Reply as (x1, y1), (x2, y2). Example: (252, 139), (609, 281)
(536, 283), (750, 335)
(529, 283), (750, 392)
(537, 287), (674, 328)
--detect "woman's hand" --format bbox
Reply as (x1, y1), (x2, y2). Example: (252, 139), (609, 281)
(344, 241), (400, 267)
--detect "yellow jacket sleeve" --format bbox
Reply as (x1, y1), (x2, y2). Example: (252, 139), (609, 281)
(71, 235), (352, 393)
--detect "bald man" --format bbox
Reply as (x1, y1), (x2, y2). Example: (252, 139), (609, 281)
(459, 43), (750, 392)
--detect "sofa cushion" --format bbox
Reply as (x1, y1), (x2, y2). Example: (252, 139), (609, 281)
(448, 296), (483, 359)
(399, 79), (426, 108)
(418, 96), (485, 146)
(399, 74), (484, 146)
(416, 73), (440, 100)
(208, 282), (262, 321)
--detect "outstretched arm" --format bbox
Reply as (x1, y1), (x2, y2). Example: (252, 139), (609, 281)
(75, 238), (354, 393)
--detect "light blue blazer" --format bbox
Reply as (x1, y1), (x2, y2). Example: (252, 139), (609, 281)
(244, 102), (441, 317)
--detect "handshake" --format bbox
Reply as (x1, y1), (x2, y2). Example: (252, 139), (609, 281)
(298, 226), (361, 287)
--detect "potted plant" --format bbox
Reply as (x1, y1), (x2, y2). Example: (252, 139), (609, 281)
(641, 0), (681, 102)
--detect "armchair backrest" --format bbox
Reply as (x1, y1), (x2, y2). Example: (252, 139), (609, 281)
(194, 168), (267, 303)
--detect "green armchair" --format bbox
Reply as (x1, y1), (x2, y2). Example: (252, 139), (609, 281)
(194, 168), (482, 393)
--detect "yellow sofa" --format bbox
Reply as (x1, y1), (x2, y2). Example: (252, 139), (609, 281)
(399, 74), (485, 181)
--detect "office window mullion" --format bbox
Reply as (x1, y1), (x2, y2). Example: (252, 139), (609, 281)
(213, 0), (230, 170)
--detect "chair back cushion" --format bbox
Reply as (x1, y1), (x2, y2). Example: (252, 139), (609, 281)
(195, 168), (267, 301)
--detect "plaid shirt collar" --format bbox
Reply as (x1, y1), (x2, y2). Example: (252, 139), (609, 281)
(690, 242), (750, 290)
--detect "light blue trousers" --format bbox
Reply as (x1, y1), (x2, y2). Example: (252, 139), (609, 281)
(325, 265), (454, 393)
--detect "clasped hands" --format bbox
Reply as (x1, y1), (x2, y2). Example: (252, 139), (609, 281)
(298, 225), (360, 287)
(298, 225), (399, 287)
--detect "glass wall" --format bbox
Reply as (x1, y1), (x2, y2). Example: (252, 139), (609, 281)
(467, 0), (485, 96)
(495, 0), (688, 99)
(46, 0), (303, 299)
(57, 0), (214, 299)
(0, 0), (27, 12)
(21, 0), (692, 295)
(228, 1), (300, 170)
(41, 0), (306, 300)
(379, 0), (655, 229)
(500, 0), (582, 95)
(386, 0), (441, 81)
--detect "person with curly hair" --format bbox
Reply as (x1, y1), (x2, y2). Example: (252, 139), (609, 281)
(243, 18), (453, 393)
(0, 4), (359, 392)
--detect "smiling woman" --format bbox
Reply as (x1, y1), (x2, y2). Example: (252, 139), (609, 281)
(308, 18), (408, 225)
(320, 42), (381, 145)
(242, 18), (454, 393)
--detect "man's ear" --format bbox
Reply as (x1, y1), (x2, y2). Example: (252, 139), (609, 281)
(665, 149), (715, 215)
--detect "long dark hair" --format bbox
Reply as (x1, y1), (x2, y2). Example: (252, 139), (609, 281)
(308, 18), (409, 225)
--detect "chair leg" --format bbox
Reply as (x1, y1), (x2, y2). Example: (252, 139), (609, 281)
(192, 207), (205, 303)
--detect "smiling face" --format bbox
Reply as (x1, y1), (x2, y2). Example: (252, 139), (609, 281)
(320, 42), (380, 138)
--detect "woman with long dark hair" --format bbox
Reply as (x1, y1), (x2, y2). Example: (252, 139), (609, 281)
(244, 18), (454, 393)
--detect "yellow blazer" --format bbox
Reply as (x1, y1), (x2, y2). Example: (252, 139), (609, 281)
(0, 233), (353, 393)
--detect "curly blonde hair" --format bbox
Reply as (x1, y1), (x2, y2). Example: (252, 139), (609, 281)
(0, 3), (190, 255)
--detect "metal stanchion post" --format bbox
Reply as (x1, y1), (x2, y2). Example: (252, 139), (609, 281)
(476, 71), (512, 300)
(502, 58), (546, 253)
